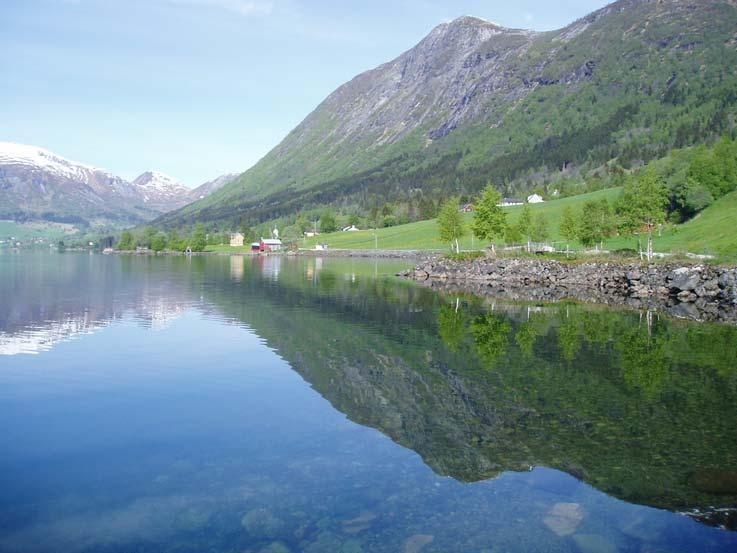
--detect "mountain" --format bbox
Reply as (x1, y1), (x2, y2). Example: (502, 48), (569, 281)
(0, 142), (157, 228)
(0, 142), (232, 230)
(190, 172), (240, 200)
(132, 171), (193, 212)
(156, 0), (737, 228)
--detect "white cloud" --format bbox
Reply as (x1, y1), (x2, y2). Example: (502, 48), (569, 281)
(167, 0), (273, 16)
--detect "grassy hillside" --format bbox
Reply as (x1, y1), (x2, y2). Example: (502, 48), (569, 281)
(158, 0), (737, 229)
(0, 220), (75, 245)
(206, 186), (735, 261)
(293, 189), (621, 251)
(606, 189), (737, 259)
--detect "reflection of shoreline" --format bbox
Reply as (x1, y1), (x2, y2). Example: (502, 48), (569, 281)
(416, 279), (737, 325)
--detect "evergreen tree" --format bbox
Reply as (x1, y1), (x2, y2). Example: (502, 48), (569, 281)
(437, 196), (466, 253)
(471, 183), (507, 254)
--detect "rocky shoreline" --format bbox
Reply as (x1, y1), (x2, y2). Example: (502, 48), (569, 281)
(399, 257), (737, 324)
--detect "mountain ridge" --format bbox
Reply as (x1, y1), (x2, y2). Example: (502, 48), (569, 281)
(0, 142), (236, 230)
(156, 0), (737, 228)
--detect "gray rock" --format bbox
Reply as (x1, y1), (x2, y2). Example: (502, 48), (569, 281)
(668, 267), (702, 292)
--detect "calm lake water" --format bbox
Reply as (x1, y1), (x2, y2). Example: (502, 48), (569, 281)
(1, 252), (736, 553)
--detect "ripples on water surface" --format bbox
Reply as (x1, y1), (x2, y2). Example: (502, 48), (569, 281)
(1, 252), (736, 552)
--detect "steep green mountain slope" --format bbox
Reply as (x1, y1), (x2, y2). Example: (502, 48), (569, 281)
(158, 0), (737, 228)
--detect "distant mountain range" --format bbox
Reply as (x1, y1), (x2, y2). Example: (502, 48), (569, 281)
(155, 0), (737, 228)
(0, 142), (238, 230)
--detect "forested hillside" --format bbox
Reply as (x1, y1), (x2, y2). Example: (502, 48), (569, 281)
(155, 0), (737, 229)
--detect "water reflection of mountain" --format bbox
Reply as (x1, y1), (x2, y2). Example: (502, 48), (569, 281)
(205, 257), (737, 529)
(0, 253), (195, 354)
(2, 254), (736, 529)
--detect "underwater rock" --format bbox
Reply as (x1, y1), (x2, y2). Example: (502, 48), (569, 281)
(403, 533), (434, 553)
(341, 511), (377, 534)
(259, 542), (291, 553)
(341, 539), (364, 553)
(241, 508), (285, 539)
(572, 533), (618, 553)
(543, 502), (585, 536)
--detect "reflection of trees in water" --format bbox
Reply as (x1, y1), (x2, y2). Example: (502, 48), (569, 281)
(471, 313), (512, 369)
(437, 300), (465, 352)
(618, 318), (669, 399)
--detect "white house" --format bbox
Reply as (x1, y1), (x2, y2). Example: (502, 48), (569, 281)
(498, 198), (524, 207)
(527, 194), (545, 204)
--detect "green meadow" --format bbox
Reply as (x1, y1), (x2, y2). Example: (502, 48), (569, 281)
(206, 187), (737, 262)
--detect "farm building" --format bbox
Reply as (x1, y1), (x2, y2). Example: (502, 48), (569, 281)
(259, 238), (283, 252)
(230, 233), (245, 247)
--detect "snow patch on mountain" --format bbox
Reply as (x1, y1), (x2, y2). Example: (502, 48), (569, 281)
(0, 141), (103, 182)
(132, 171), (191, 202)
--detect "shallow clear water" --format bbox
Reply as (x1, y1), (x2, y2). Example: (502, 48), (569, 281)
(1, 252), (736, 552)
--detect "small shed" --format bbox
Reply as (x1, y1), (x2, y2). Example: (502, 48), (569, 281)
(527, 194), (545, 204)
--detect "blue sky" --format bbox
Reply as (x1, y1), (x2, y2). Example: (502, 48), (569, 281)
(1, 0), (611, 187)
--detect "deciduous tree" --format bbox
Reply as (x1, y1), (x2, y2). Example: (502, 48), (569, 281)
(616, 170), (668, 260)
(437, 196), (466, 254)
(471, 184), (507, 254)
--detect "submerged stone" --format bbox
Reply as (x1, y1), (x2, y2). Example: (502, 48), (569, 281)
(403, 533), (434, 553)
(259, 542), (291, 553)
(572, 533), (618, 553)
(241, 508), (285, 539)
(543, 502), (585, 536)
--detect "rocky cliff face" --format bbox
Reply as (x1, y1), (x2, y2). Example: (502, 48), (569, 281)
(158, 0), (737, 227)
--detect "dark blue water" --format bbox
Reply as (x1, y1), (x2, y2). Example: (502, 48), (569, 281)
(1, 252), (736, 552)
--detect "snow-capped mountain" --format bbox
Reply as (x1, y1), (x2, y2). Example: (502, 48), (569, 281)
(0, 142), (230, 230)
(0, 141), (154, 227)
(132, 171), (193, 211)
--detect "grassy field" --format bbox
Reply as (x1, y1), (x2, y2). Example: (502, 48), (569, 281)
(0, 220), (76, 244)
(205, 187), (736, 262)
(604, 189), (737, 260)
(297, 188), (622, 251)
